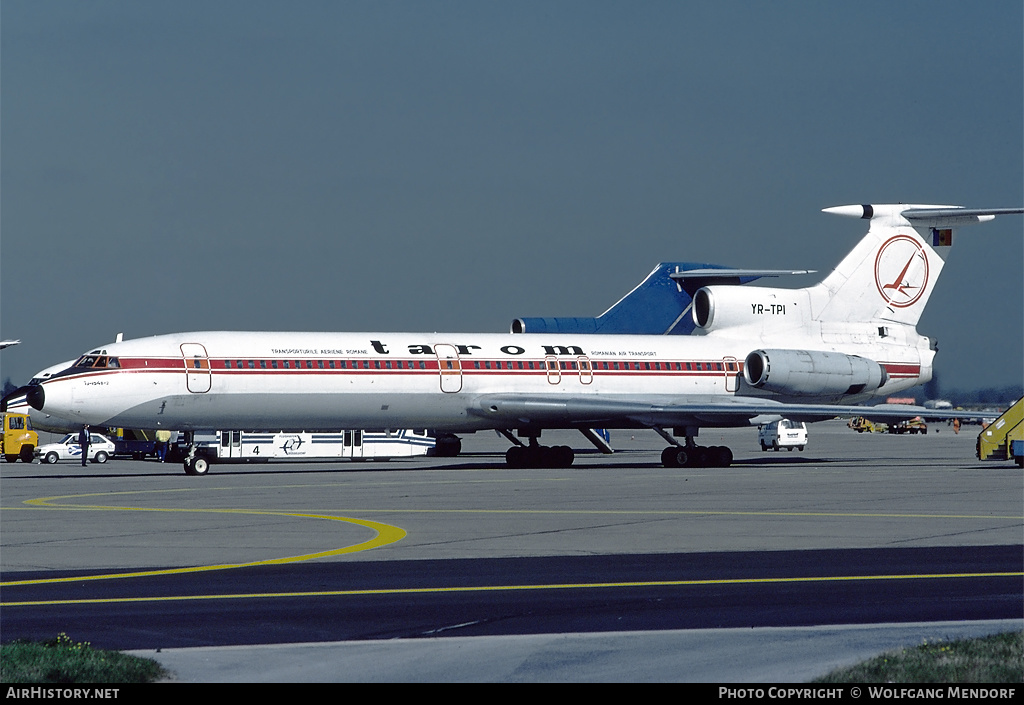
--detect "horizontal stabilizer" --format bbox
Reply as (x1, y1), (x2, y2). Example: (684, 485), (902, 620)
(823, 204), (1024, 227)
(902, 207), (1024, 227)
(669, 269), (814, 280)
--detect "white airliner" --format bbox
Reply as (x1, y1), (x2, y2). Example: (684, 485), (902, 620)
(16, 203), (1022, 472)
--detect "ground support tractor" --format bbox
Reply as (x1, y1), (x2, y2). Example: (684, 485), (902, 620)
(2, 412), (38, 463)
(848, 416), (887, 433)
(888, 417), (928, 434)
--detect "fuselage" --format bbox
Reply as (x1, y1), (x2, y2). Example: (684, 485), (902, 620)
(33, 330), (928, 432)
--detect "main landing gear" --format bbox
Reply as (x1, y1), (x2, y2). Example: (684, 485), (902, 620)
(654, 426), (733, 468)
(505, 439), (575, 468)
(660, 444), (732, 468)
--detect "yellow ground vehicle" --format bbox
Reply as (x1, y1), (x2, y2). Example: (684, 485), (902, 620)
(2, 412), (39, 463)
(888, 417), (927, 434)
(848, 416), (887, 433)
(977, 398), (1024, 467)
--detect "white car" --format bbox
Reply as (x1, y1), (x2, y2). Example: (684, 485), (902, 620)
(758, 419), (808, 451)
(35, 433), (116, 464)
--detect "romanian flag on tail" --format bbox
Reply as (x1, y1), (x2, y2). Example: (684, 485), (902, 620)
(931, 228), (953, 247)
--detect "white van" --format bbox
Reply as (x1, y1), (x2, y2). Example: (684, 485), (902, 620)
(758, 419), (808, 451)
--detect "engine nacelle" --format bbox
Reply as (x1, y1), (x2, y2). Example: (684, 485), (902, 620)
(511, 318), (598, 334)
(743, 349), (888, 397)
(692, 286), (810, 332)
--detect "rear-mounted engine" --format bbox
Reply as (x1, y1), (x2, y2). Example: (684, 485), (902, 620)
(743, 349), (887, 396)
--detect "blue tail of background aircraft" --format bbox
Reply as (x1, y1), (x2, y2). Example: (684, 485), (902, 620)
(511, 262), (808, 335)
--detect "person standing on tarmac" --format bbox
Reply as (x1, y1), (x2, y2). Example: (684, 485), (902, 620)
(155, 429), (171, 462)
(78, 425), (90, 466)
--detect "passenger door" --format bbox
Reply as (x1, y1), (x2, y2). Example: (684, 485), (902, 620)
(434, 344), (463, 393)
(181, 343), (212, 393)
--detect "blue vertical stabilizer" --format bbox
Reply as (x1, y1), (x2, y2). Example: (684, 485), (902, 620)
(511, 262), (766, 335)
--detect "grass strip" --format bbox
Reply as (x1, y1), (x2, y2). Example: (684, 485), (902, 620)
(815, 631), (1023, 683)
(0, 633), (168, 684)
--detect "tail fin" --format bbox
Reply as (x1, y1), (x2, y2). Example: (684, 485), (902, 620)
(814, 204), (1021, 326)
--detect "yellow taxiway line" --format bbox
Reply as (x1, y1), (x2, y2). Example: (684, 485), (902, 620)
(4, 571), (1021, 608)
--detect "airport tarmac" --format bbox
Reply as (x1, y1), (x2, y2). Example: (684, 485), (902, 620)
(1, 420), (1022, 682)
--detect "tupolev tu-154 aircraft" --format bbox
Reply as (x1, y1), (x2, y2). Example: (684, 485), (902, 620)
(15, 203), (1022, 474)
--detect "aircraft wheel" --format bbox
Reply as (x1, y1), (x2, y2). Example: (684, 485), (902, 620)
(709, 446), (733, 467)
(506, 446), (526, 468)
(661, 447), (679, 467)
(693, 447), (710, 467)
(553, 445), (574, 468)
(45, 452), (59, 464)
(191, 457), (210, 475)
(433, 434), (462, 457)
(673, 448), (690, 468)
(94, 451), (108, 464)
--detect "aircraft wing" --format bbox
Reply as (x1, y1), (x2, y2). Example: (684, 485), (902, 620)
(472, 394), (996, 429)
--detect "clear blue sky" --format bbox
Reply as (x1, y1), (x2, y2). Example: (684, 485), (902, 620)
(2, 1), (1021, 395)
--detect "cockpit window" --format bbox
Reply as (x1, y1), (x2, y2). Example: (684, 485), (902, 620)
(74, 355), (118, 369)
